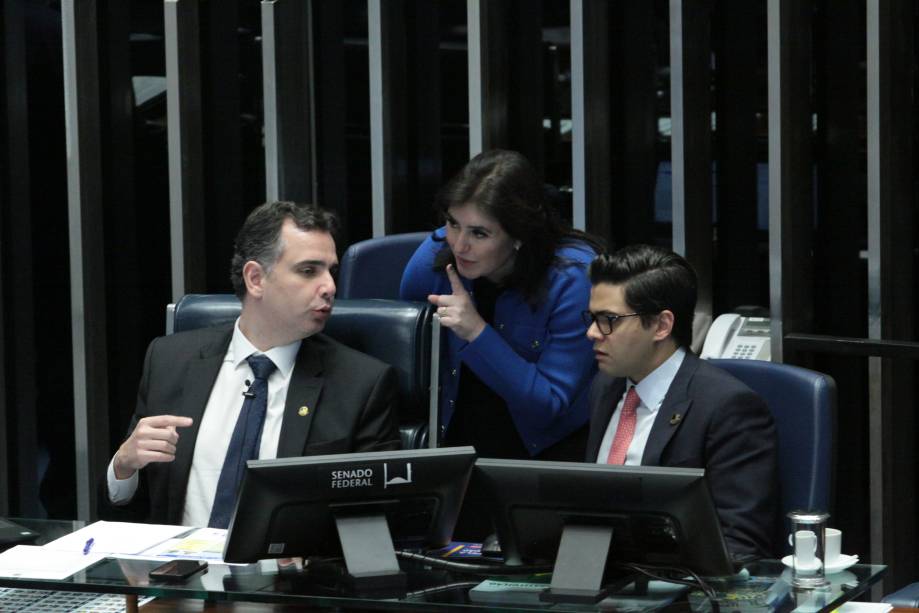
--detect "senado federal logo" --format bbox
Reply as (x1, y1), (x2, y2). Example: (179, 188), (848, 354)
(330, 468), (373, 488)
(329, 463), (414, 489)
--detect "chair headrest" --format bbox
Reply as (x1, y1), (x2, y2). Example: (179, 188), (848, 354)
(172, 294), (242, 334)
(337, 232), (429, 299)
(323, 299), (433, 420)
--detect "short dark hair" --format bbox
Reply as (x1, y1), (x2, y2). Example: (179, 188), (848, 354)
(589, 245), (697, 348)
(433, 149), (602, 304)
(230, 201), (338, 299)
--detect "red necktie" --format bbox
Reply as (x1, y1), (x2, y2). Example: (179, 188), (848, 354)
(607, 387), (640, 465)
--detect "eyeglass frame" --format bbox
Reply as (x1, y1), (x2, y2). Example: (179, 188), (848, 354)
(581, 310), (647, 335)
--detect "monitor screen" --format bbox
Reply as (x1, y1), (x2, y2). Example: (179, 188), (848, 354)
(223, 446), (476, 588)
(474, 458), (734, 603)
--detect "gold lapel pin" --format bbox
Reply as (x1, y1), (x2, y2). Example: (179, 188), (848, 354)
(669, 413), (682, 426)
(298, 406), (310, 417)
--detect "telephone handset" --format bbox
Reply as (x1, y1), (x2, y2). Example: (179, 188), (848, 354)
(700, 314), (772, 361)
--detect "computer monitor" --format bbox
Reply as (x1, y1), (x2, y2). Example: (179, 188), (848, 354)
(223, 446), (476, 589)
(474, 458), (734, 604)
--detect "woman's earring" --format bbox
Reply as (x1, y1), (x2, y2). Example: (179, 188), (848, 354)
(514, 242), (522, 251)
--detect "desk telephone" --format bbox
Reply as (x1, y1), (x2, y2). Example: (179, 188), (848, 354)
(700, 314), (772, 361)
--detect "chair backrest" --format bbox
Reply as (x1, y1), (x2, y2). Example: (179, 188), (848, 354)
(336, 232), (429, 299)
(709, 358), (835, 552)
(168, 294), (436, 449)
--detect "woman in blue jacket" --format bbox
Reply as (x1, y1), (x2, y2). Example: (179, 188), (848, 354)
(400, 149), (602, 460)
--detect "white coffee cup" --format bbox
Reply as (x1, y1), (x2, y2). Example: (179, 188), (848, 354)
(824, 528), (842, 564)
(790, 530), (818, 568)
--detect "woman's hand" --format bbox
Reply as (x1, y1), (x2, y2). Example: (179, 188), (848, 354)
(428, 264), (487, 342)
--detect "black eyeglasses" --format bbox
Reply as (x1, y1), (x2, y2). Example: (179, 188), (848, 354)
(581, 311), (644, 335)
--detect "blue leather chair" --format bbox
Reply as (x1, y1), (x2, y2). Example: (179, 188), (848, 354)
(336, 232), (429, 299)
(167, 294), (437, 449)
(709, 359), (836, 554)
(883, 585), (919, 608)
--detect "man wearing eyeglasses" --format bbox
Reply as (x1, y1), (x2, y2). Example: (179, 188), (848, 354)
(582, 244), (778, 561)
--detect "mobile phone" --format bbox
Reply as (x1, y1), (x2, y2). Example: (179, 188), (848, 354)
(148, 560), (208, 582)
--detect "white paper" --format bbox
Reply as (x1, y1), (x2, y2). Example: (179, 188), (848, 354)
(0, 545), (105, 579)
(42, 520), (190, 556)
(837, 603), (893, 613)
(138, 527), (227, 561)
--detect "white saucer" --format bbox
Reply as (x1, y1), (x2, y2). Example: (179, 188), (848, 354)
(781, 554), (859, 574)
(781, 555), (822, 572)
(825, 554), (859, 573)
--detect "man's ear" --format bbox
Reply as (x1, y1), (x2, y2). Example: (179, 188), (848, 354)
(654, 310), (675, 341)
(242, 260), (266, 298)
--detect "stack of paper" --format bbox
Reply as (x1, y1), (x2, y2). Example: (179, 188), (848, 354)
(0, 546), (105, 580)
(0, 520), (229, 581)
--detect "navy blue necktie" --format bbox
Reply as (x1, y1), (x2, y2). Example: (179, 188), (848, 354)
(208, 354), (277, 528)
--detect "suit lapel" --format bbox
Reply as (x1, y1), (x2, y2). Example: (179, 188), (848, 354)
(640, 353), (699, 466)
(276, 338), (324, 457)
(168, 329), (231, 523)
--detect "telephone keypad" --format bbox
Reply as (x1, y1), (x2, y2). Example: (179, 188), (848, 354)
(732, 343), (759, 359)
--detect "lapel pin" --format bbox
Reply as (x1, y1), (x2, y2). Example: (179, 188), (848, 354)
(298, 406), (310, 417)
(669, 413), (682, 426)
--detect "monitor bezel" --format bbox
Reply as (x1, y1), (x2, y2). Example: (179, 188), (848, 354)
(474, 458), (735, 602)
(222, 446), (477, 574)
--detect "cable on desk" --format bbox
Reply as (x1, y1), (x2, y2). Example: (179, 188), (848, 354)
(612, 561), (721, 613)
(404, 581), (482, 598)
(394, 550), (552, 575)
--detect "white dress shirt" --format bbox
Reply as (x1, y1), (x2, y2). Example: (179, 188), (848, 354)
(107, 319), (301, 527)
(595, 347), (686, 465)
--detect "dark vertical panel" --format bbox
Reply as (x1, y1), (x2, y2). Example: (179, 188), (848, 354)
(262, 0), (315, 203)
(202, 0), (250, 290)
(767, 0), (814, 362)
(0, 4), (5, 516)
(866, 0), (916, 590)
(407, 0), (443, 228)
(314, 2), (371, 247)
(385, 0), (447, 234)
(0, 0), (32, 516)
(468, 0), (510, 155)
(62, 0), (110, 521)
(814, 0), (869, 561)
(670, 0), (713, 319)
(507, 0), (544, 174)
(100, 1), (146, 515)
(24, 0), (73, 519)
(714, 1), (763, 312)
(815, 0), (863, 337)
(369, 0), (407, 236)
(544, 32), (564, 184)
(571, 0), (611, 236)
(165, 0), (205, 299)
(610, 2), (657, 248)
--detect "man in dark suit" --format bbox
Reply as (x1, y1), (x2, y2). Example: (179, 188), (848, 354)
(583, 245), (777, 560)
(103, 201), (399, 527)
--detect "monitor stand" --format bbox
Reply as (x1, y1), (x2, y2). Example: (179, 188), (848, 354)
(333, 513), (407, 592)
(540, 523), (614, 604)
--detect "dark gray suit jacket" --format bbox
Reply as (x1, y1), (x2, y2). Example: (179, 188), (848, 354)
(101, 324), (400, 524)
(585, 351), (778, 559)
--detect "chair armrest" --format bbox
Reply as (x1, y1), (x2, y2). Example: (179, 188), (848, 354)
(882, 583), (919, 607)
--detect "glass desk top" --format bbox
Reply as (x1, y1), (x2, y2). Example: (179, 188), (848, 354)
(0, 519), (887, 613)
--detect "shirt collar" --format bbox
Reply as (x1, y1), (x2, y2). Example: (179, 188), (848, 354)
(631, 347), (687, 413)
(225, 318), (301, 378)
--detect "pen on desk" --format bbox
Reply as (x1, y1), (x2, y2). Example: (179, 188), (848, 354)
(83, 537), (95, 555)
